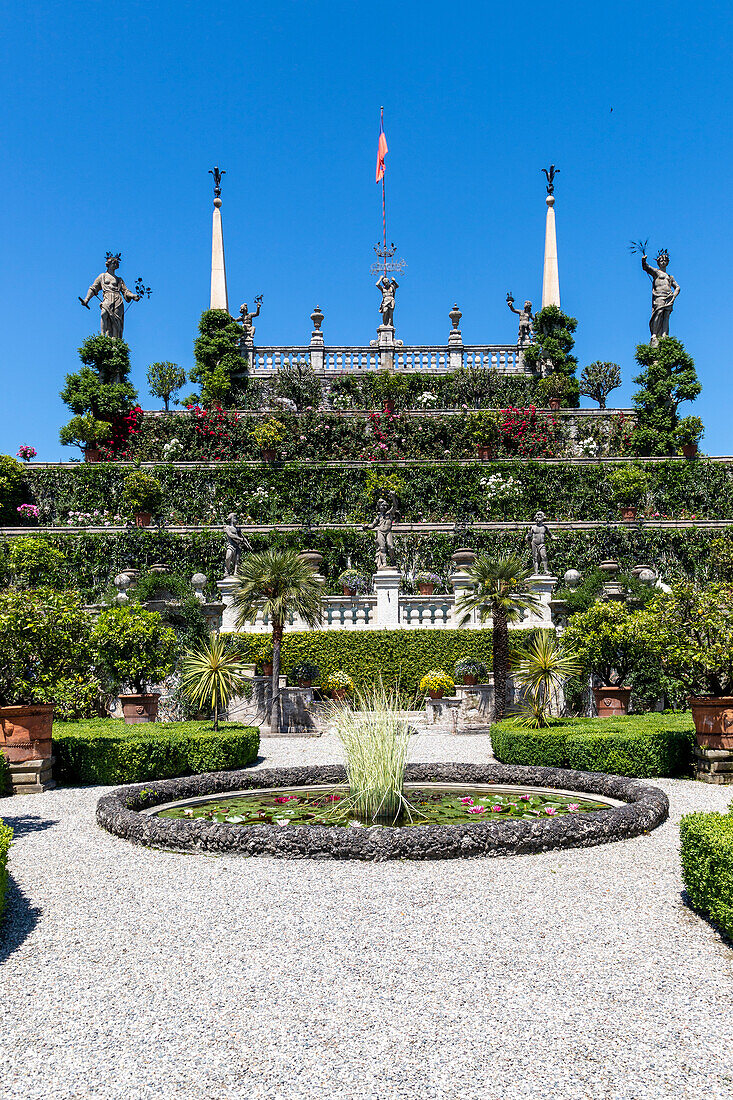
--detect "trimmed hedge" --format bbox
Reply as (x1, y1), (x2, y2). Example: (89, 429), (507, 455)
(680, 806), (733, 940)
(0, 818), (12, 922)
(224, 628), (539, 701)
(54, 719), (260, 786)
(0, 753), (10, 797)
(490, 713), (696, 778)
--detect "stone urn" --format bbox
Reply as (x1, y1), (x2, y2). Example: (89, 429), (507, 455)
(689, 696), (733, 749)
(593, 686), (631, 717)
(548, 398), (561, 411)
(0, 704), (54, 762)
(451, 548), (476, 570)
(134, 511), (153, 528)
(84, 445), (103, 464)
(119, 693), (160, 724)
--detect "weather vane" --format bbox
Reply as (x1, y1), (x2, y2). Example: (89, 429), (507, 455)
(209, 166), (225, 199)
(542, 164), (559, 194)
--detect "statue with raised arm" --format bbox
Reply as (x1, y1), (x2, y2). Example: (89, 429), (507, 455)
(223, 512), (252, 576)
(526, 511), (553, 575)
(79, 252), (139, 340)
(236, 296), (263, 344)
(641, 249), (680, 347)
(376, 276), (399, 327)
(506, 293), (534, 346)
(364, 491), (399, 570)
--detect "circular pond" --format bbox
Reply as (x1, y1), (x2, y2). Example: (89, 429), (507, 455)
(97, 762), (669, 861)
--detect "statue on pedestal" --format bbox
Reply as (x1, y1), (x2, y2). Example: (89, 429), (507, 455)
(236, 296), (263, 344)
(641, 250), (680, 347)
(526, 511), (553, 575)
(364, 492), (399, 570)
(224, 513), (252, 576)
(79, 252), (139, 340)
(376, 276), (399, 327)
(506, 293), (534, 346)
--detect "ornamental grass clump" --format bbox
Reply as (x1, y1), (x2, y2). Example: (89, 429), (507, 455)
(331, 686), (414, 824)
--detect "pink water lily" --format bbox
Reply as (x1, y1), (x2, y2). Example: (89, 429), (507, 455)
(519, 794), (531, 801)
(467, 805), (486, 814)
(567, 804), (580, 812)
(545, 807), (558, 816)
(459, 796), (474, 804)
(491, 805), (505, 812)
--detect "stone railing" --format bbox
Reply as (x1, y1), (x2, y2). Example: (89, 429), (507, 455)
(248, 343), (527, 376)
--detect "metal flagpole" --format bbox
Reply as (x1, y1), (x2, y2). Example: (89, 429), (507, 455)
(381, 106), (387, 277)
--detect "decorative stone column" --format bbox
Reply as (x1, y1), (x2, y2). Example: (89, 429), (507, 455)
(541, 193), (560, 309)
(448, 304), (463, 371)
(216, 575), (240, 633)
(527, 574), (559, 626)
(373, 569), (401, 627)
(210, 196), (228, 311)
(309, 306), (324, 372)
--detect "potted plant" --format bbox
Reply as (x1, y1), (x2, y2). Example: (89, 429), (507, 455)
(59, 413), (112, 463)
(90, 604), (176, 723)
(254, 639), (274, 676)
(538, 373), (569, 411)
(0, 588), (94, 765)
(562, 600), (651, 716)
(648, 582), (733, 746)
(466, 412), (499, 460)
(454, 657), (488, 687)
(250, 418), (285, 462)
(608, 464), (650, 521)
(338, 569), (367, 597)
(674, 415), (704, 459)
(121, 469), (164, 528)
(418, 669), (455, 701)
(324, 670), (355, 702)
(415, 570), (441, 596)
(290, 661), (320, 688)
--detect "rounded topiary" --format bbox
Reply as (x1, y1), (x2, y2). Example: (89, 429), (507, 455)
(324, 670), (355, 694)
(121, 469), (164, 517)
(91, 604), (176, 694)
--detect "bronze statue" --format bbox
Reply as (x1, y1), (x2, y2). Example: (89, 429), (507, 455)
(376, 276), (399, 327)
(209, 166), (225, 198)
(641, 250), (680, 347)
(506, 293), (533, 346)
(526, 511), (553, 575)
(79, 252), (139, 340)
(224, 513), (252, 576)
(236, 296), (263, 343)
(542, 165), (559, 195)
(364, 492), (399, 570)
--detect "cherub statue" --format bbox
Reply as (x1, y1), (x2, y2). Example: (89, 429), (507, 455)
(641, 250), (680, 347)
(79, 252), (139, 341)
(506, 293), (534, 346)
(364, 491), (399, 570)
(376, 276), (399, 327)
(224, 513), (252, 576)
(526, 511), (553, 575)
(236, 296), (263, 343)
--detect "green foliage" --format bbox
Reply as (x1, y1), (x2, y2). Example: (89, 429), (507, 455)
(709, 538), (733, 581)
(330, 368), (540, 410)
(466, 411), (500, 445)
(647, 583), (733, 696)
(363, 468), (407, 507)
(554, 567), (657, 616)
(121, 469), (163, 517)
(289, 661), (320, 682)
(680, 805), (733, 940)
(0, 819), (12, 922)
(0, 587), (93, 707)
(147, 362), (186, 411)
(491, 712), (695, 777)
(191, 310), (244, 407)
(180, 635), (251, 732)
(273, 360), (323, 411)
(512, 633), (580, 727)
(579, 362), (621, 409)
(674, 415), (705, 448)
(608, 464), (651, 506)
(631, 338), (702, 456)
(60, 366), (137, 423)
(418, 669), (455, 696)
(0, 755), (10, 797)
(0, 454), (27, 524)
(537, 373), (571, 404)
(59, 413), (112, 451)
(7, 537), (65, 589)
(562, 599), (659, 687)
(91, 604), (176, 694)
(78, 334), (132, 384)
(250, 418), (286, 451)
(522, 306), (579, 388)
(53, 718), (260, 786)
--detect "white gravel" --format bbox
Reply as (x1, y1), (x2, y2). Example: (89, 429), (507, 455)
(1, 732), (732, 1100)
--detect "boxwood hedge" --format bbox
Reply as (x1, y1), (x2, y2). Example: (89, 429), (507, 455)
(54, 719), (260, 786)
(680, 806), (733, 940)
(490, 713), (696, 778)
(0, 819), (12, 922)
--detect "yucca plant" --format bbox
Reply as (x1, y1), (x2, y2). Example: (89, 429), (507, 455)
(179, 634), (251, 732)
(512, 633), (580, 727)
(331, 684), (415, 825)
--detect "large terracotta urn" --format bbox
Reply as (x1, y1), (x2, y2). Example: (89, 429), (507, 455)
(689, 696), (733, 750)
(119, 693), (160, 724)
(0, 704), (54, 762)
(593, 686), (631, 717)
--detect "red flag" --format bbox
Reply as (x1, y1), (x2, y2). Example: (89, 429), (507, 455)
(375, 118), (388, 183)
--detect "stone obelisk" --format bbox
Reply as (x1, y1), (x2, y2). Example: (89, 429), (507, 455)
(209, 166), (228, 311)
(541, 165), (560, 309)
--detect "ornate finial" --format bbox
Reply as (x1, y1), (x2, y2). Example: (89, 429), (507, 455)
(541, 164), (559, 195)
(105, 251), (122, 264)
(449, 303), (462, 330)
(209, 166), (225, 199)
(311, 305), (324, 331)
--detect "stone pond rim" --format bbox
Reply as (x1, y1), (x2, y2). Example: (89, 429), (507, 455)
(96, 762), (669, 862)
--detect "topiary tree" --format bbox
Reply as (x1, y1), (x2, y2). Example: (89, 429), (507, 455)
(77, 334), (132, 384)
(60, 335), (138, 455)
(0, 454), (27, 525)
(190, 310), (245, 407)
(579, 361), (621, 409)
(121, 469), (164, 519)
(630, 337), (701, 456)
(522, 306), (579, 405)
(147, 362), (187, 411)
(58, 413), (112, 453)
(91, 604), (176, 695)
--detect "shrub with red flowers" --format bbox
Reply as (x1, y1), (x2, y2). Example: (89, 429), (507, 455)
(100, 406), (143, 461)
(498, 407), (565, 458)
(364, 406), (405, 461)
(189, 405), (244, 461)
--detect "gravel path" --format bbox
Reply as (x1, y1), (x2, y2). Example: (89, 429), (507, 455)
(1, 733), (732, 1100)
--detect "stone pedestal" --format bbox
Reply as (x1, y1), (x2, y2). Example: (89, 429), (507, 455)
(377, 324), (394, 370)
(694, 744), (733, 784)
(309, 329), (324, 371)
(424, 696), (461, 728)
(450, 570), (474, 626)
(8, 756), (56, 795)
(229, 677), (321, 737)
(448, 326), (463, 371)
(527, 574), (558, 626)
(216, 576), (239, 633)
(373, 569), (401, 627)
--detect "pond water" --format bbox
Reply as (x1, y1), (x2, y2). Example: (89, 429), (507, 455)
(151, 783), (613, 828)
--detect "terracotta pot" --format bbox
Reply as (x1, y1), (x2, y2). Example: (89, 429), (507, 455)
(332, 688), (347, 702)
(462, 674), (478, 686)
(385, 399), (397, 414)
(548, 397), (561, 411)
(84, 446), (102, 464)
(476, 445), (494, 461)
(418, 584), (435, 595)
(134, 511), (153, 528)
(297, 679), (312, 689)
(119, 693), (160, 724)
(689, 696), (733, 749)
(0, 704), (54, 763)
(261, 448), (277, 462)
(262, 662), (273, 677)
(681, 443), (698, 459)
(619, 505), (637, 521)
(343, 585), (358, 597)
(593, 686), (631, 717)
(428, 689), (445, 700)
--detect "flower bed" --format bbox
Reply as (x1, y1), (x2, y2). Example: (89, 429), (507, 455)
(680, 804), (733, 940)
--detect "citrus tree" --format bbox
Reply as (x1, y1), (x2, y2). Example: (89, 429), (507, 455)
(91, 605), (176, 695)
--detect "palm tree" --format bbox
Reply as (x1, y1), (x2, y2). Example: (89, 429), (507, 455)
(231, 548), (323, 734)
(180, 634), (251, 732)
(456, 554), (541, 721)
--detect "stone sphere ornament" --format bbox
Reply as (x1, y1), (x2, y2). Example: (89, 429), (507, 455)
(638, 568), (657, 586)
(563, 568), (581, 588)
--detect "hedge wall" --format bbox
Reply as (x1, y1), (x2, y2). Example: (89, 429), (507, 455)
(490, 713), (696, 778)
(54, 719), (260, 786)
(680, 806), (733, 940)
(0, 819), (12, 922)
(0, 525), (729, 602)
(22, 458), (732, 527)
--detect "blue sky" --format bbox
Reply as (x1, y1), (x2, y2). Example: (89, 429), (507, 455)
(1, 0), (731, 460)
